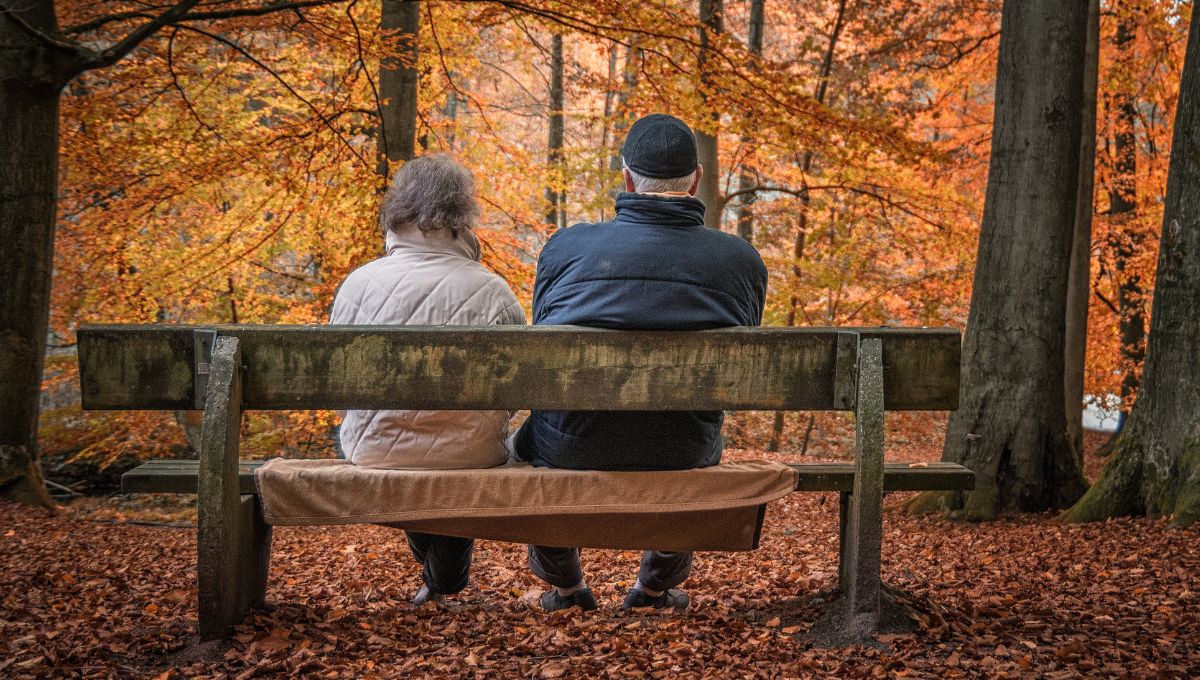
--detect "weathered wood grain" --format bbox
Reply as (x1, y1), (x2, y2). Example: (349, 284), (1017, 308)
(121, 459), (974, 496)
(841, 338), (885, 636)
(79, 325), (960, 411)
(196, 337), (270, 640)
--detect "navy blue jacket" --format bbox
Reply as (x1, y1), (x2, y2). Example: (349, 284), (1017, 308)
(513, 192), (768, 471)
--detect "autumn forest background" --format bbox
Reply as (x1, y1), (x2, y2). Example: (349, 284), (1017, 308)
(2, 0), (1200, 677)
(26, 0), (1182, 468)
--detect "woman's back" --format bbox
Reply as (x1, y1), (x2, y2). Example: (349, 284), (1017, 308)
(331, 220), (524, 469)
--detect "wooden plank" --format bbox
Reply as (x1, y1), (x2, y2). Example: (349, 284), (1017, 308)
(122, 460), (262, 494)
(832, 332), (859, 410)
(78, 326), (196, 410)
(122, 459), (973, 495)
(78, 325), (960, 412)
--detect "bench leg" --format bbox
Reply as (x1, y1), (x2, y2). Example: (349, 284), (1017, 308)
(837, 338), (885, 638)
(238, 495), (272, 609)
(837, 491), (851, 589)
(197, 337), (269, 640)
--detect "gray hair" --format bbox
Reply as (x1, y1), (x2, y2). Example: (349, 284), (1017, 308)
(622, 157), (698, 194)
(380, 154), (480, 236)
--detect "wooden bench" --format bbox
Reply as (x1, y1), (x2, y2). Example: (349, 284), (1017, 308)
(78, 324), (972, 643)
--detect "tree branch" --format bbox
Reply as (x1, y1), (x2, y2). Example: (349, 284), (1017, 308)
(65, 1), (335, 35)
(77, 0), (203, 72)
(0, 1), (83, 52)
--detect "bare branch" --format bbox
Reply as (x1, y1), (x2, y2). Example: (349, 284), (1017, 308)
(0, 1), (84, 52)
(78, 0), (202, 72)
(175, 23), (371, 169)
(65, 1), (336, 35)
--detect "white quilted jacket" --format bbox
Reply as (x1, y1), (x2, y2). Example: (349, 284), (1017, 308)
(329, 227), (525, 469)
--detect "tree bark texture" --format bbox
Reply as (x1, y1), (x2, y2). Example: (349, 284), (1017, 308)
(377, 0), (420, 179)
(1108, 6), (1147, 413)
(911, 1), (1090, 519)
(1064, 0), (1100, 464)
(1061, 6), (1200, 528)
(735, 0), (765, 244)
(696, 0), (722, 229)
(545, 33), (565, 228)
(0, 0), (67, 509)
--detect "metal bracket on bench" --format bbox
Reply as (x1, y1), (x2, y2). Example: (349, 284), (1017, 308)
(193, 329), (218, 410)
(833, 331), (860, 410)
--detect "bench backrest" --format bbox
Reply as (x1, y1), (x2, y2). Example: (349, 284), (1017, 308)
(78, 325), (959, 412)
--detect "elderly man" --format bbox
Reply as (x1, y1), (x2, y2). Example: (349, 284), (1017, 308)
(512, 114), (768, 612)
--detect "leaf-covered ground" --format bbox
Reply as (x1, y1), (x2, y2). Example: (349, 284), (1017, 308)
(2, 427), (1198, 678)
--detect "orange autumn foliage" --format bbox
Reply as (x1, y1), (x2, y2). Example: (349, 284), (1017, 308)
(42, 0), (1189, 463)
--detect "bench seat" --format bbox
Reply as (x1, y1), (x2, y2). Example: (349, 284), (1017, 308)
(122, 459), (974, 496)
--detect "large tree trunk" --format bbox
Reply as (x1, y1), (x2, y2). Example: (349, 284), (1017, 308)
(545, 33), (564, 228)
(0, 0), (65, 509)
(1108, 6), (1147, 417)
(377, 0), (420, 179)
(695, 0), (722, 229)
(734, 0), (765, 244)
(1061, 6), (1200, 528)
(907, 1), (1090, 520)
(1064, 0), (1100, 465)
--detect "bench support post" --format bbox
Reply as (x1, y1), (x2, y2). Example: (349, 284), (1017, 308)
(197, 337), (271, 640)
(833, 337), (885, 639)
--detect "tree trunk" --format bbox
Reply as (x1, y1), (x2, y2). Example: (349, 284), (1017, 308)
(443, 71), (460, 151)
(1108, 6), (1146, 415)
(545, 33), (565, 228)
(768, 0), (846, 452)
(1064, 0), (1100, 465)
(907, 1), (1090, 520)
(735, 0), (765, 244)
(609, 42), (640, 201)
(1061, 5), (1200, 528)
(696, 0), (722, 229)
(377, 0), (420, 180)
(0, 0), (66, 509)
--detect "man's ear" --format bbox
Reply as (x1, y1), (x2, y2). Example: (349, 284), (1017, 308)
(623, 168), (636, 193)
(687, 165), (704, 196)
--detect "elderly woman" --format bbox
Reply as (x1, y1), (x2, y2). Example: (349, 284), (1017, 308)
(330, 154), (524, 606)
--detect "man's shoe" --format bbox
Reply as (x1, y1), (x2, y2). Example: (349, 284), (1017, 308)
(540, 587), (599, 612)
(412, 585), (446, 607)
(621, 587), (689, 612)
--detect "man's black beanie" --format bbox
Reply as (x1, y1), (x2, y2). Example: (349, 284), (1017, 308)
(620, 114), (699, 179)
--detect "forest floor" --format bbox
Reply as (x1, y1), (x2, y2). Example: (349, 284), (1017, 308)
(2, 419), (1198, 679)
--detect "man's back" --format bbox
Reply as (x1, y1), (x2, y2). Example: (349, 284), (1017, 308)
(516, 192), (768, 471)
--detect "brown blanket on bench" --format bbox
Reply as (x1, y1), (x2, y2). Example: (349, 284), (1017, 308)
(254, 459), (797, 551)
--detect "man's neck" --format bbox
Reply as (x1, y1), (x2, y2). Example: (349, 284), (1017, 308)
(635, 191), (691, 198)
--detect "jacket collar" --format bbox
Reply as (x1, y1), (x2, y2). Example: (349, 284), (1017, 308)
(385, 226), (481, 262)
(614, 192), (706, 228)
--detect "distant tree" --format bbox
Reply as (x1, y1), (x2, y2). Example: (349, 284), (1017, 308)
(735, 0), (765, 244)
(545, 32), (564, 228)
(1061, 4), (1200, 528)
(907, 1), (1091, 519)
(695, 0), (722, 228)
